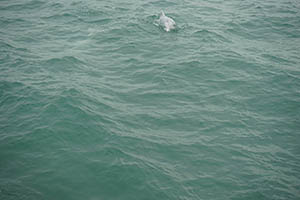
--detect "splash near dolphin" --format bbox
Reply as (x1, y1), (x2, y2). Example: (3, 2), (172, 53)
(158, 11), (176, 32)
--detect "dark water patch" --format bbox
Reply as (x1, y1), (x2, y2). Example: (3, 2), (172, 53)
(115, 6), (131, 12)
(0, 39), (36, 62)
(0, 0), (45, 12)
(46, 2), (65, 10)
(115, 44), (140, 55)
(262, 53), (297, 65)
(0, 81), (26, 113)
(127, 17), (160, 35)
(94, 36), (122, 45)
(225, 21), (262, 40)
(108, 27), (131, 36)
(0, 180), (42, 200)
(84, 18), (112, 25)
(0, 17), (32, 30)
(42, 56), (86, 73)
(0, 40), (16, 52)
(192, 29), (231, 43)
(143, 0), (178, 8)
(41, 12), (75, 21)
(198, 6), (222, 13)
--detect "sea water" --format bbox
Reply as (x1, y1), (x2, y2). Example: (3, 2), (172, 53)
(0, 0), (300, 199)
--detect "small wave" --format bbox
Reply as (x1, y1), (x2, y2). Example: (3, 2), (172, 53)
(84, 18), (112, 25)
(0, 0), (45, 11)
(192, 29), (231, 43)
(0, 181), (42, 199)
(42, 56), (87, 73)
(142, 0), (178, 8)
(262, 53), (296, 65)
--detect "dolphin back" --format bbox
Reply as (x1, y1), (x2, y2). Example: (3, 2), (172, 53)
(158, 11), (176, 32)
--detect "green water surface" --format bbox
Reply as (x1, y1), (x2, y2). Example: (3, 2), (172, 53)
(1, 0), (300, 199)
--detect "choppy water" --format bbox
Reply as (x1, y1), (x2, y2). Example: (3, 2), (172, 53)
(1, 0), (300, 199)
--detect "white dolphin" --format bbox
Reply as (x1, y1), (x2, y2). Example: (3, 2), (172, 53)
(159, 11), (176, 32)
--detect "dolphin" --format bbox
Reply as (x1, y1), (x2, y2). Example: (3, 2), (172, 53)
(159, 11), (176, 32)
